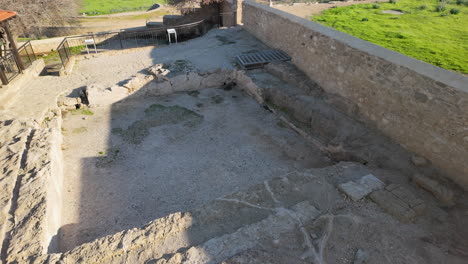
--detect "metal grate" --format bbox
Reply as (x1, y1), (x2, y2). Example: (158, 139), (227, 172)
(236, 50), (291, 69)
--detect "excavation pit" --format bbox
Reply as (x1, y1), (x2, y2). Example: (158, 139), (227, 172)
(58, 85), (332, 251)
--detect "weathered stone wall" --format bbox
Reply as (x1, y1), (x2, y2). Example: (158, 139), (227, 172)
(241, 0), (468, 189)
(0, 111), (64, 263)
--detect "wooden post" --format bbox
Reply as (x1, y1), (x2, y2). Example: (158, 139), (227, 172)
(3, 22), (25, 71)
(0, 68), (8, 85)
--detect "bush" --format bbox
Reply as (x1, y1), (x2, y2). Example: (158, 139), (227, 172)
(450, 7), (461, 13)
(418, 4), (427, 9)
(361, 17), (369, 21)
(389, 0), (397, 3)
(456, 0), (468, 6)
(435, 2), (446, 11)
(372, 3), (380, 8)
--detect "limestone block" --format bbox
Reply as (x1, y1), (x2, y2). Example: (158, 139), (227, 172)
(170, 74), (189, 92)
(370, 190), (417, 223)
(185, 72), (203, 91)
(147, 64), (170, 81)
(385, 184), (426, 214)
(57, 96), (79, 107)
(200, 70), (227, 88)
(338, 174), (384, 201)
(146, 80), (173, 97)
(123, 74), (155, 93)
(86, 84), (128, 107)
(412, 174), (454, 206)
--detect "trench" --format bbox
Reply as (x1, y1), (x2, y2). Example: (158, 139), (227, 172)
(52, 73), (335, 252)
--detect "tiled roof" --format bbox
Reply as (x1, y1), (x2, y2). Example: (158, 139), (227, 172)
(0, 10), (16, 22)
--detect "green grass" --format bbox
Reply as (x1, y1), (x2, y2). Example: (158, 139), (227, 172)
(78, 0), (166, 15)
(313, 0), (468, 73)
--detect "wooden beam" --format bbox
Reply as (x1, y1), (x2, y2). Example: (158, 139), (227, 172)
(3, 22), (25, 71)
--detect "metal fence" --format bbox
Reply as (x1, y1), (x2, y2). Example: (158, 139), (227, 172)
(0, 41), (37, 85)
(57, 18), (217, 70)
(18, 41), (37, 69)
(0, 52), (20, 83)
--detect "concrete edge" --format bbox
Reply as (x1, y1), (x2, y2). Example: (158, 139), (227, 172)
(243, 0), (468, 93)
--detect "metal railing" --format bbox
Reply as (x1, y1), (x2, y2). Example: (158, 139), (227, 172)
(18, 41), (37, 69)
(0, 41), (37, 85)
(57, 18), (217, 70)
(0, 52), (20, 83)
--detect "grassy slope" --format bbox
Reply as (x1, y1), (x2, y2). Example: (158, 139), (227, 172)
(79, 0), (166, 15)
(312, 0), (468, 73)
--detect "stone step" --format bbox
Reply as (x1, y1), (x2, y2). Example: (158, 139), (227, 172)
(36, 162), (370, 263)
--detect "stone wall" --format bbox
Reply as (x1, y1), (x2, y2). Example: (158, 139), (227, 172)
(0, 111), (64, 263)
(242, 0), (468, 189)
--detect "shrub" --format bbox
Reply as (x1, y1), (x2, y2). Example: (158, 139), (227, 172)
(450, 7), (461, 13)
(361, 17), (369, 21)
(418, 4), (427, 9)
(456, 0), (468, 6)
(372, 3), (380, 8)
(389, 0), (397, 3)
(435, 2), (446, 11)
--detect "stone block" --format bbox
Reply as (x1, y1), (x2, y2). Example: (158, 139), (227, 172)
(412, 174), (454, 206)
(146, 80), (173, 97)
(386, 184), (425, 214)
(370, 190), (417, 223)
(57, 96), (79, 107)
(338, 174), (384, 201)
(86, 84), (128, 107)
(123, 74), (154, 93)
(171, 74), (189, 92)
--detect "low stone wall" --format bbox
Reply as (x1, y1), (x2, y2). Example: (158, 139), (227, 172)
(242, 0), (468, 189)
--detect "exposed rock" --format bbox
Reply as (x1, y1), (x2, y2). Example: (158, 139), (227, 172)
(412, 174), (455, 206)
(147, 64), (170, 81)
(370, 189), (417, 223)
(353, 249), (369, 264)
(123, 74), (155, 93)
(5, 114), (63, 263)
(370, 184), (426, 223)
(57, 96), (80, 107)
(146, 80), (173, 97)
(338, 174), (384, 201)
(164, 201), (320, 264)
(386, 184), (426, 214)
(411, 155), (428, 167)
(85, 84), (128, 107)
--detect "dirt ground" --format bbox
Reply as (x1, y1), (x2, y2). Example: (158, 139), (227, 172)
(59, 87), (332, 251)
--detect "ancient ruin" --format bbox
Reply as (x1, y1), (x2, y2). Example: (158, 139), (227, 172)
(1, 1), (468, 263)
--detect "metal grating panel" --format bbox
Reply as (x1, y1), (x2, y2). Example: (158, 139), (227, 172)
(236, 49), (291, 69)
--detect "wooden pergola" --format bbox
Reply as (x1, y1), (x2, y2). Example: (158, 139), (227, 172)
(0, 10), (25, 85)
